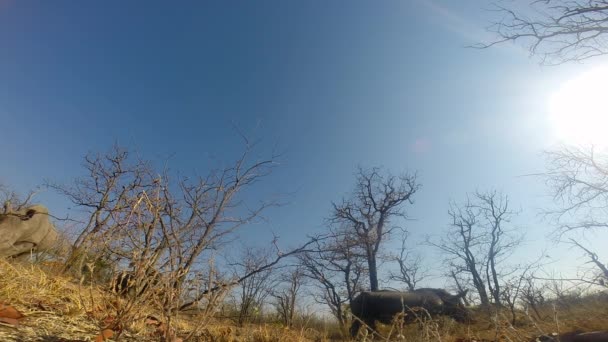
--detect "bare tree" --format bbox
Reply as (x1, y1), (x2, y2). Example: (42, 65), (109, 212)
(541, 146), (608, 286)
(544, 146), (608, 235)
(387, 229), (427, 291)
(480, 0), (608, 64)
(45, 145), (156, 273)
(429, 191), (523, 306)
(47, 143), (279, 340)
(233, 247), (276, 326)
(501, 258), (545, 324)
(430, 196), (490, 305)
(478, 191), (524, 306)
(521, 277), (546, 320)
(179, 237), (320, 311)
(331, 166), (420, 291)
(567, 239), (608, 286)
(270, 266), (305, 327)
(298, 230), (366, 334)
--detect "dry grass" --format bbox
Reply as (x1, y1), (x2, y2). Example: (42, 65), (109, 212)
(355, 294), (608, 342)
(0, 260), (325, 341)
(0, 259), (606, 341)
(0, 259), (106, 341)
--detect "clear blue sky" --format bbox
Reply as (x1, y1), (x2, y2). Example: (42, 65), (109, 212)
(1, 1), (606, 286)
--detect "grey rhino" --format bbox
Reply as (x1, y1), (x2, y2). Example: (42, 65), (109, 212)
(350, 288), (472, 337)
(0, 205), (58, 258)
(534, 330), (608, 342)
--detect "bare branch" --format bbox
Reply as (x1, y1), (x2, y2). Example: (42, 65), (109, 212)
(428, 190), (524, 306)
(568, 238), (608, 283)
(179, 236), (320, 311)
(479, 0), (608, 64)
(331, 166), (420, 291)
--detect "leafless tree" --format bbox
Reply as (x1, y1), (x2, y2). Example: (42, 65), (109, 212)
(429, 191), (523, 307)
(47, 143), (281, 340)
(331, 166), (420, 291)
(270, 266), (305, 327)
(544, 146), (608, 235)
(387, 229), (427, 291)
(501, 257), (546, 324)
(479, 0), (608, 64)
(179, 237), (319, 311)
(298, 230), (366, 334)
(478, 191), (524, 306)
(570, 239), (608, 286)
(541, 146), (608, 286)
(430, 195), (490, 305)
(232, 247), (276, 326)
(45, 145), (156, 273)
(521, 276), (546, 320)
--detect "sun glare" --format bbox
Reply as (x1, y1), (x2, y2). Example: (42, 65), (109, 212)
(548, 66), (608, 147)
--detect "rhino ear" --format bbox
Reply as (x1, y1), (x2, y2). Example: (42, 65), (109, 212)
(25, 209), (37, 219)
(458, 289), (468, 299)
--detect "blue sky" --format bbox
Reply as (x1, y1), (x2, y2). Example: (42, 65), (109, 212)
(1, 1), (606, 287)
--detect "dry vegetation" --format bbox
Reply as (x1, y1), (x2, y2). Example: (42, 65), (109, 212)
(5, 2), (608, 341)
(0, 259), (329, 342)
(0, 259), (606, 341)
(1, 143), (608, 342)
(2, 144), (608, 341)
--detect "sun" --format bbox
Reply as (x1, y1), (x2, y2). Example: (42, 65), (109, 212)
(548, 66), (608, 147)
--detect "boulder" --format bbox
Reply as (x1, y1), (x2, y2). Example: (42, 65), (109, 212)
(0, 205), (58, 258)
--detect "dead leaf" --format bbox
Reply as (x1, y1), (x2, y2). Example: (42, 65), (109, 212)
(94, 328), (114, 342)
(102, 315), (115, 326)
(0, 303), (25, 319)
(0, 317), (20, 325)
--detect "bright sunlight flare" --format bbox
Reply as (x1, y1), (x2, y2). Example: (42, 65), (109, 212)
(548, 66), (608, 147)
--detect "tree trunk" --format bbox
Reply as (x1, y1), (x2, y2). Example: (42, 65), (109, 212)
(470, 266), (489, 306)
(489, 256), (501, 305)
(368, 252), (379, 291)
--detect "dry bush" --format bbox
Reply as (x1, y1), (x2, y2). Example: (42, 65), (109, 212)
(0, 259), (125, 341)
(0, 259), (228, 341)
(344, 290), (608, 342)
(1, 257), (607, 342)
(43, 143), (282, 340)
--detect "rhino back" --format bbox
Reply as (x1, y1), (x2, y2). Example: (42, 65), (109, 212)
(353, 291), (443, 321)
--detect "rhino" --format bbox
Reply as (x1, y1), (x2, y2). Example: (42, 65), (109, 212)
(350, 288), (472, 337)
(0, 205), (58, 258)
(534, 330), (608, 342)
(112, 268), (161, 298)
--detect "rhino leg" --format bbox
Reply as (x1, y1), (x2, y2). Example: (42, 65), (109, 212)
(363, 319), (378, 335)
(350, 320), (361, 337)
(350, 319), (378, 338)
(364, 319), (377, 336)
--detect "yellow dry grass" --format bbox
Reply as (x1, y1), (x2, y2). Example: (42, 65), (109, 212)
(0, 259), (606, 341)
(355, 294), (608, 342)
(0, 259), (104, 341)
(0, 260), (325, 341)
